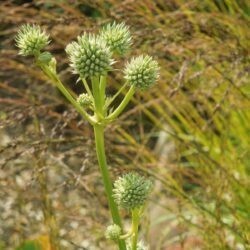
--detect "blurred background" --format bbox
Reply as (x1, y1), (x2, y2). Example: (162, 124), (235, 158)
(0, 0), (249, 249)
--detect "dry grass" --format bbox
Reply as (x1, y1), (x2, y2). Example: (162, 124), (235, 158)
(0, 0), (249, 249)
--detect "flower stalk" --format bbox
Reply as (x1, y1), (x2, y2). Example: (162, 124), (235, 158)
(16, 22), (159, 250)
(94, 124), (126, 250)
(131, 208), (141, 250)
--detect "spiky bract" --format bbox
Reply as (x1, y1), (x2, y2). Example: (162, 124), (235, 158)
(113, 172), (152, 210)
(124, 55), (159, 90)
(15, 24), (50, 56)
(66, 34), (113, 78)
(100, 22), (132, 55)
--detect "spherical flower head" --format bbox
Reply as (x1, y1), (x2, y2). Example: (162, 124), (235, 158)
(15, 24), (50, 56)
(65, 33), (113, 79)
(124, 55), (159, 90)
(77, 93), (92, 107)
(100, 22), (132, 55)
(105, 224), (121, 241)
(113, 172), (153, 210)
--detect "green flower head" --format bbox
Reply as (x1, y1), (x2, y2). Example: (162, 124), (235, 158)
(77, 93), (92, 107)
(113, 172), (153, 210)
(124, 55), (159, 90)
(66, 33), (113, 79)
(105, 224), (121, 241)
(15, 24), (50, 56)
(100, 22), (132, 55)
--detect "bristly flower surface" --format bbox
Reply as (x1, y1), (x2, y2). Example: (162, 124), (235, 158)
(100, 22), (132, 55)
(15, 24), (50, 56)
(124, 55), (159, 90)
(77, 93), (92, 107)
(113, 172), (153, 210)
(66, 34), (114, 79)
(105, 224), (122, 241)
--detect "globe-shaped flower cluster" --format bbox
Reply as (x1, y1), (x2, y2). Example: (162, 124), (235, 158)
(124, 55), (159, 90)
(105, 224), (121, 241)
(15, 24), (50, 56)
(77, 93), (92, 107)
(113, 172), (152, 210)
(66, 34), (113, 79)
(100, 22), (132, 55)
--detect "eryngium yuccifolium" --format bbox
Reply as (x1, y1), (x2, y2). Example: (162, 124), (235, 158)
(77, 93), (92, 107)
(100, 22), (131, 55)
(113, 172), (152, 210)
(124, 55), (159, 90)
(105, 224), (121, 241)
(15, 24), (50, 56)
(66, 34), (113, 78)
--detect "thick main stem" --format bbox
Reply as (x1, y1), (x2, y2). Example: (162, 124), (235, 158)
(94, 124), (126, 250)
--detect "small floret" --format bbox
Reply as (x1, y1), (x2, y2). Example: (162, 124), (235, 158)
(105, 224), (122, 241)
(77, 93), (92, 107)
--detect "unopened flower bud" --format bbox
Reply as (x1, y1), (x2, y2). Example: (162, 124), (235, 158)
(113, 172), (153, 210)
(77, 93), (92, 107)
(105, 224), (121, 241)
(124, 55), (159, 90)
(15, 24), (50, 56)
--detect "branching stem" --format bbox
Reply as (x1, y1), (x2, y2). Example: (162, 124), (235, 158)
(107, 85), (135, 121)
(39, 64), (96, 125)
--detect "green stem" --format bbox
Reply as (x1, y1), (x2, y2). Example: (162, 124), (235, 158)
(81, 78), (94, 99)
(120, 230), (133, 240)
(105, 82), (128, 109)
(107, 85), (135, 121)
(100, 75), (106, 109)
(94, 124), (126, 250)
(131, 209), (140, 250)
(40, 65), (96, 125)
(91, 76), (103, 119)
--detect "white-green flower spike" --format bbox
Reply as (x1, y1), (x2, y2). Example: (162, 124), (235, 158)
(113, 172), (153, 210)
(124, 55), (159, 90)
(15, 24), (50, 56)
(105, 224), (122, 241)
(66, 33), (113, 79)
(100, 22), (132, 55)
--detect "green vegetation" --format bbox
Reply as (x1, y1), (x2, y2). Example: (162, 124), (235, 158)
(0, 0), (249, 249)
